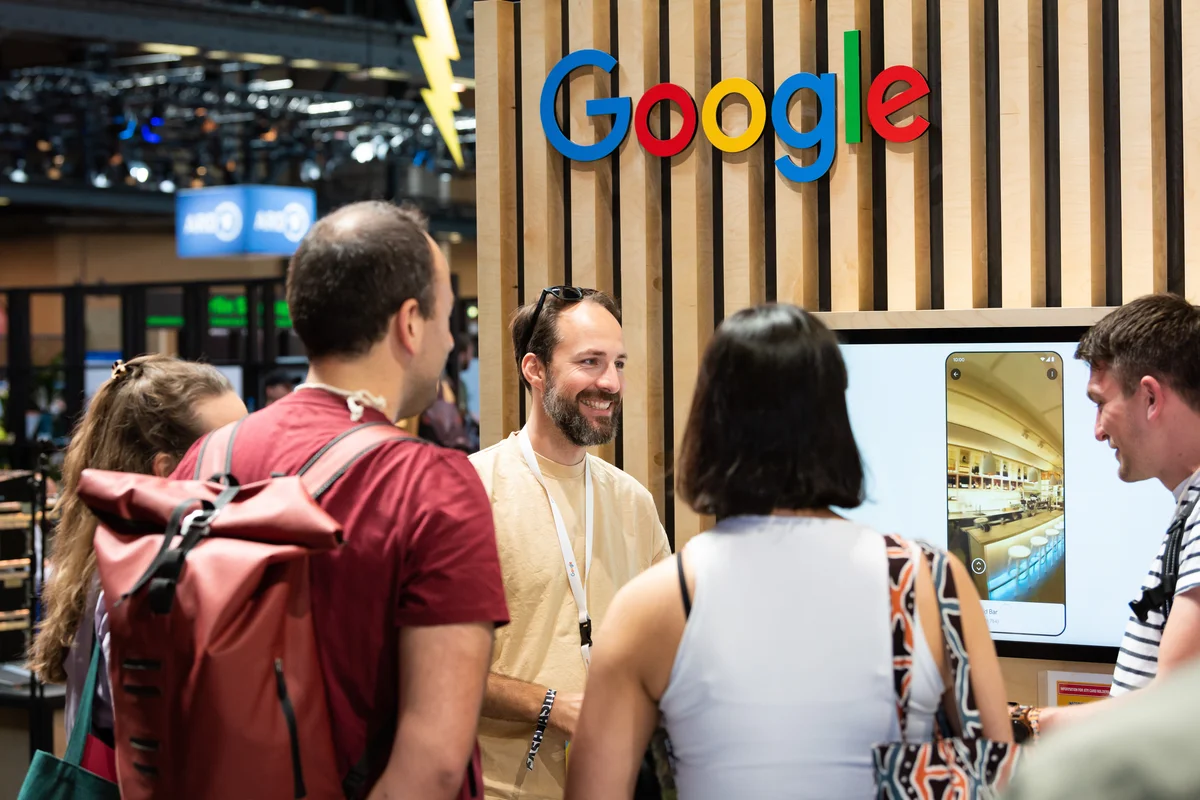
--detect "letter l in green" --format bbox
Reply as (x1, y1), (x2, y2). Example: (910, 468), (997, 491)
(844, 30), (862, 144)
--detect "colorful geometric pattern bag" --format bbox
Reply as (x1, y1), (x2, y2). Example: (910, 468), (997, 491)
(873, 536), (1021, 800)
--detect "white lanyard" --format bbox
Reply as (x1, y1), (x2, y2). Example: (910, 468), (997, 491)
(518, 427), (594, 669)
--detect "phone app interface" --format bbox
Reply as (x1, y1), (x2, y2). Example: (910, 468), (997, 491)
(945, 352), (1066, 636)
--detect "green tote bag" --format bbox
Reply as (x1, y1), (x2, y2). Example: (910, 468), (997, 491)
(18, 641), (120, 799)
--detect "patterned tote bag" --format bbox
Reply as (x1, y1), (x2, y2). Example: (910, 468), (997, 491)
(873, 536), (1021, 800)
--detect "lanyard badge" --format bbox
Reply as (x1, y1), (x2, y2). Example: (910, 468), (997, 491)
(518, 428), (594, 669)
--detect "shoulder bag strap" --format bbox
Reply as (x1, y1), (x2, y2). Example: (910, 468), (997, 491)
(917, 542), (984, 741)
(882, 534), (919, 740)
(64, 641), (103, 766)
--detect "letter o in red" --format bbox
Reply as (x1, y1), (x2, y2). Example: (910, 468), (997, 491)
(634, 83), (698, 158)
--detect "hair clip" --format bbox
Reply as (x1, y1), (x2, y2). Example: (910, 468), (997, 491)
(111, 360), (129, 381)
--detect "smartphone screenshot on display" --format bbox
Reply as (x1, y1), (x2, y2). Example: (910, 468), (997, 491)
(945, 351), (1066, 636)
(836, 330), (1169, 652)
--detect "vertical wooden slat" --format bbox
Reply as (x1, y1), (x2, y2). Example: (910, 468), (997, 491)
(884, 0), (931, 310)
(719, 0), (766, 314)
(941, 0), (987, 309)
(617, 0), (666, 519)
(998, 0), (1046, 307)
(567, 0), (616, 464)
(521, 0), (565, 298)
(828, 0), (874, 311)
(476, 1), (519, 447)
(669, 0), (714, 549)
(1186, 0), (1200, 302)
(773, 0), (819, 309)
(1058, 0), (1106, 307)
(568, 0), (615, 296)
(1120, 0), (1168, 301)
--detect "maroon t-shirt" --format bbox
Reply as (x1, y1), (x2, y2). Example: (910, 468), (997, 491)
(171, 389), (509, 785)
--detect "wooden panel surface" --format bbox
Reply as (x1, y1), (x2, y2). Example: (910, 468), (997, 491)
(884, 0), (931, 310)
(940, 0), (987, 309)
(1120, 0), (1168, 301)
(718, 0), (766, 314)
(1187, 0), (1200, 303)
(668, 0), (715, 548)
(998, 0), (1046, 307)
(475, 1), (520, 446)
(521, 0), (565, 299)
(568, 0), (614, 296)
(1058, 0), (1106, 307)
(772, 0), (819, 309)
(827, 0), (874, 311)
(617, 0), (666, 518)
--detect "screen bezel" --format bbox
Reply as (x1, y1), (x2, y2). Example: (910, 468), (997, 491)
(835, 324), (1119, 664)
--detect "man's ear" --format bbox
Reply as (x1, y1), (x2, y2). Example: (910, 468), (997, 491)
(392, 298), (424, 356)
(1142, 375), (1165, 422)
(521, 352), (545, 393)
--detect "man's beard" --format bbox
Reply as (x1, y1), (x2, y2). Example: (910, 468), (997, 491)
(543, 372), (621, 447)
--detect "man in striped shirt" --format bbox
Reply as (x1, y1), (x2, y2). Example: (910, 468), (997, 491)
(1040, 294), (1200, 733)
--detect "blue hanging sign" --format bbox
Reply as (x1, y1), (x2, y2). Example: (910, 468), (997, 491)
(176, 185), (316, 258)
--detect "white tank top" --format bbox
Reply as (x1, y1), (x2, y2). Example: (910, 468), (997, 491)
(658, 516), (944, 799)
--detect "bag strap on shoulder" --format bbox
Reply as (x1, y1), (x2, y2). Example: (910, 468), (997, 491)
(1132, 489), (1200, 623)
(884, 535), (984, 742)
(193, 417), (417, 500)
(193, 416), (247, 482)
(298, 421), (415, 500)
(916, 541), (984, 741)
(882, 534), (918, 739)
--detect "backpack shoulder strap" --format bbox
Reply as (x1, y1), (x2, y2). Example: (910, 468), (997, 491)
(299, 421), (418, 501)
(1133, 489), (1200, 622)
(192, 416), (247, 482)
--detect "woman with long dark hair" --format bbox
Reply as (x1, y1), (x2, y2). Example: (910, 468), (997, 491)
(565, 304), (1011, 798)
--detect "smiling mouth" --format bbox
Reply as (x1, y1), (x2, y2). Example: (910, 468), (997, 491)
(580, 398), (613, 411)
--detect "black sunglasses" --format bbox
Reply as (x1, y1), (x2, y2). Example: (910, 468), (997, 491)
(521, 285), (589, 356)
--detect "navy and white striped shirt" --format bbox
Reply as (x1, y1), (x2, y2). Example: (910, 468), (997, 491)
(1111, 473), (1200, 696)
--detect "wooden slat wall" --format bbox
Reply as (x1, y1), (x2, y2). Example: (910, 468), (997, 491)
(1058, 0), (1106, 307)
(616, 0), (667, 517)
(1120, 1), (1168, 300)
(1188, 0), (1200, 304)
(940, 0), (987, 309)
(474, 1), (520, 443)
(476, 0), (1199, 547)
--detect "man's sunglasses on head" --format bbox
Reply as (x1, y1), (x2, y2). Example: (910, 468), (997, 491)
(521, 285), (590, 356)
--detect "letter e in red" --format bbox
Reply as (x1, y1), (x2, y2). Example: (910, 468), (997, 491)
(866, 65), (930, 143)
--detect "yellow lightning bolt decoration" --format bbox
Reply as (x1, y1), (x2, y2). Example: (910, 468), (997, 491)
(413, 0), (464, 168)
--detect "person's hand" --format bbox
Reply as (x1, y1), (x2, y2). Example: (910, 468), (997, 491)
(548, 692), (583, 738)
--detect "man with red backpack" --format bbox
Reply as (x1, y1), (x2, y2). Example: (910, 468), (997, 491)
(121, 201), (509, 798)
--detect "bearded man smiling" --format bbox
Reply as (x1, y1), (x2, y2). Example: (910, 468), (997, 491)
(469, 286), (670, 800)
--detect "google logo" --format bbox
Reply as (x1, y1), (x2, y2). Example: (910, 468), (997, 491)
(540, 32), (930, 183)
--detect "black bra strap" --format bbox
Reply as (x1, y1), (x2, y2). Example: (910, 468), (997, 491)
(676, 553), (692, 619)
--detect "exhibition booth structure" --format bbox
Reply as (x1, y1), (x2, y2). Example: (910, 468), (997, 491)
(473, 0), (1200, 682)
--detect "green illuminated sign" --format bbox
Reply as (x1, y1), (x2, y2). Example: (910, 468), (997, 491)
(146, 296), (292, 329)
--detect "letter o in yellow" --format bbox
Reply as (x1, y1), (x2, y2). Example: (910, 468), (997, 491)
(700, 78), (767, 152)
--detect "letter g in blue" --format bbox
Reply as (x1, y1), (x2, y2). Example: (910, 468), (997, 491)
(541, 50), (631, 162)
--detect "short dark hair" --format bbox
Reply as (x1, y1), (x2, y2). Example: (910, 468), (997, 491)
(1076, 293), (1200, 412)
(510, 289), (622, 391)
(286, 201), (435, 359)
(677, 304), (864, 518)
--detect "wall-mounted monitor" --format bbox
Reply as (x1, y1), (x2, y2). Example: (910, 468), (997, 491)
(836, 326), (1170, 662)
